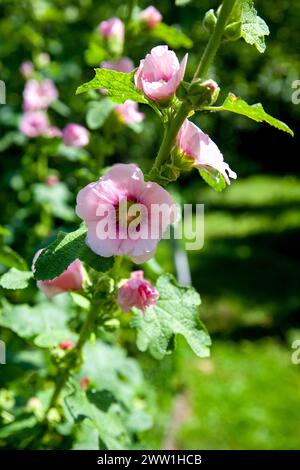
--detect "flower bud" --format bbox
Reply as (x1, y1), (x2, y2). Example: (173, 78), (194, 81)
(203, 9), (217, 33)
(118, 271), (159, 313)
(224, 21), (242, 41)
(186, 79), (220, 108)
(80, 376), (90, 391)
(103, 318), (120, 332)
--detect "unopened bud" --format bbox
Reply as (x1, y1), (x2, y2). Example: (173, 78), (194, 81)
(187, 79), (220, 108)
(203, 9), (217, 34)
(103, 318), (120, 332)
(224, 21), (242, 41)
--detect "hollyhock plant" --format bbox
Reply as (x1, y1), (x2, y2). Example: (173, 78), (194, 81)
(115, 100), (145, 125)
(140, 6), (162, 29)
(23, 79), (58, 111)
(62, 123), (90, 147)
(118, 271), (159, 312)
(99, 17), (124, 42)
(76, 163), (175, 263)
(32, 251), (85, 299)
(176, 119), (237, 184)
(59, 340), (74, 350)
(134, 45), (188, 103)
(46, 126), (62, 138)
(19, 111), (49, 137)
(101, 57), (134, 73)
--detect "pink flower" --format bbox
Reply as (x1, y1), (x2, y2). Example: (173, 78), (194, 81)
(46, 126), (62, 138)
(115, 100), (145, 125)
(19, 111), (49, 137)
(20, 61), (34, 78)
(62, 123), (90, 147)
(101, 57), (134, 73)
(134, 45), (188, 102)
(140, 6), (162, 29)
(99, 17), (124, 42)
(176, 119), (237, 184)
(118, 270), (159, 312)
(32, 250), (85, 299)
(23, 79), (58, 111)
(76, 164), (175, 263)
(59, 340), (74, 350)
(45, 175), (59, 186)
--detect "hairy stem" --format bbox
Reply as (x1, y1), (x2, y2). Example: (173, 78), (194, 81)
(149, 0), (236, 178)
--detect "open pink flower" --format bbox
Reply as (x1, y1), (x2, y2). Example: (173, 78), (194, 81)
(101, 57), (134, 73)
(99, 17), (124, 42)
(176, 119), (237, 184)
(19, 111), (49, 137)
(32, 250), (85, 299)
(62, 123), (89, 147)
(140, 6), (162, 29)
(76, 164), (175, 263)
(134, 45), (188, 102)
(118, 270), (159, 312)
(115, 100), (145, 125)
(23, 79), (58, 111)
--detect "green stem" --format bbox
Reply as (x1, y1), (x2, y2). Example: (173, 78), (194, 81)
(192, 0), (237, 81)
(45, 300), (100, 413)
(149, 0), (236, 178)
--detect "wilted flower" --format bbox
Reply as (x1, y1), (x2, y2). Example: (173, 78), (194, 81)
(62, 123), (90, 147)
(134, 45), (187, 103)
(19, 111), (49, 137)
(76, 163), (175, 263)
(115, 100), (145, 125)
(140, 6), (162, 29)
(176, 119), (237, 184)
(118, 270), (159, 312)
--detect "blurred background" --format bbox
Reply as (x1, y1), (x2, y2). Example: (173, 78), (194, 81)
(0, 0), (300, 449)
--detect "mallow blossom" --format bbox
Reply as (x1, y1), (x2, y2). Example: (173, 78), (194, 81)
(20, 61), (34, 78)
(32, 250), (85, 299)
(115, 100), (145, 125)
(140, 6), (162, 29)
(101, 57), (134, 73)
(23, 79), (58, 111)
(118, 271), (159, 312)
(99, 17), (124, 42)
(19, 111), (49, 138)
(62, 123), (90, 147)
(176, 119), (237, 184)
(134, 45), (188, 103)
(76, 163), (175, 263)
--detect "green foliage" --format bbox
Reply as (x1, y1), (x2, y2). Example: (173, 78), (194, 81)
(207, 93), (294, 136)
(86, 99), (115, 130)
(150, 23), (193, 49)
(199, 169), (227, 192)
(76, 69), (148, 104)
(132, 274), (211, 360)
(240, 0), (270, 53)
(0, 298), (73, 347)
(34, 226), (113, 281)
(0, 268), (33, 290)
(0, 246), (28, 270)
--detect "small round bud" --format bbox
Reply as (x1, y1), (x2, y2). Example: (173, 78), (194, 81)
(203, 9), (217, 34)
(187, 79), (220, 108)
(103, 318), (120, 332)
(224, 21), (242, 41)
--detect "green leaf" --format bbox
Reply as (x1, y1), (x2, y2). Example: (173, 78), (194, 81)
(0, 246), (28, 270)
(206, 93), (294, 136)
(76, 69), (148, 105)
(34, 226), (114, 281)
(240, 0), (270, 53)
(86, 99), (115, 130)
(0, 268), (33, 290)
(175, 0), (191, 6)
(131, 274), (211, 360)
(150, 23), (193, 49)
(199, 169), (227, 192)
(64, 379), (131, 450)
